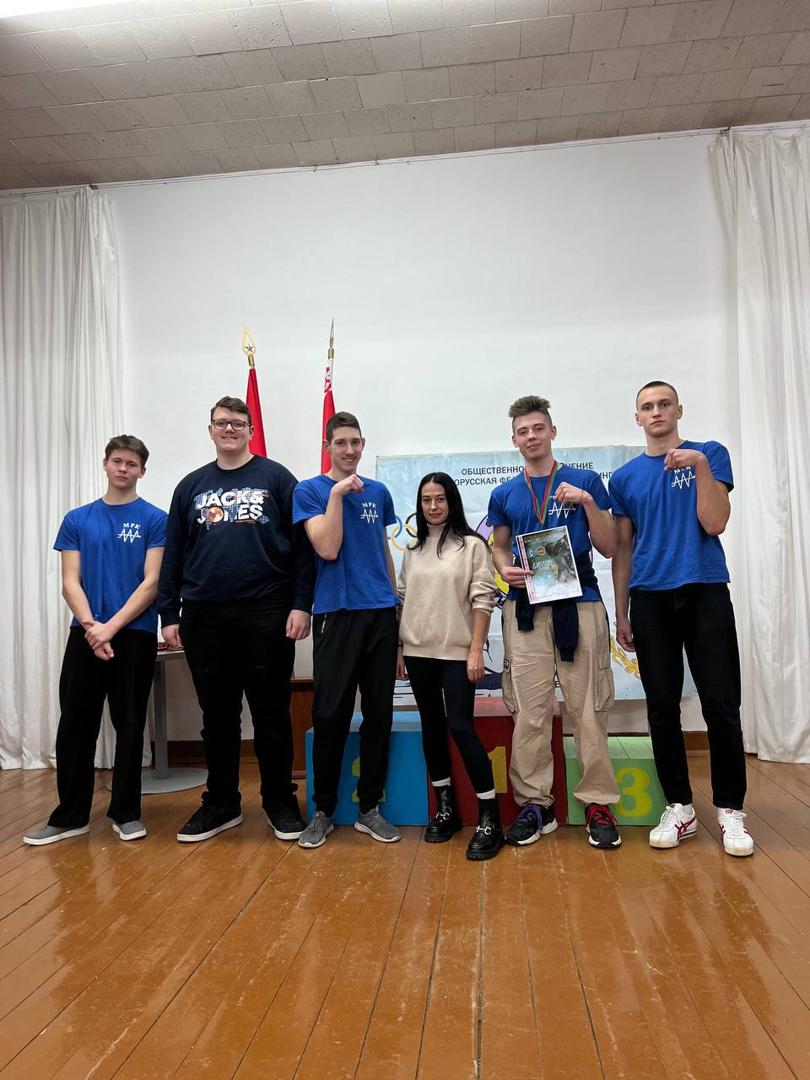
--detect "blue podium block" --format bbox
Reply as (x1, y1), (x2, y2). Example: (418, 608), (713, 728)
(305, 712), (429, 826)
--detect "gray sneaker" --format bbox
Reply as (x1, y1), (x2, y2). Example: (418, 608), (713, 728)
(298, 810), (334, 849)
(355, 807), (401, 843)
(112, 820), (147, 841)
(23, 824), (90, 846)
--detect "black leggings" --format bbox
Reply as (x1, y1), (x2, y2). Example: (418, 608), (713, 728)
(404, 656), (493, 794)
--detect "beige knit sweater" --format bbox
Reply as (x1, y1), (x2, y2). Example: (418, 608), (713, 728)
(397, 526), (498, 661)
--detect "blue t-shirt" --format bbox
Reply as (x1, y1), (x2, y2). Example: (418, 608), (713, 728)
(293, 475), (397, 614)
(487, 465), (609, 603)
(609, 440), (732, 591)
(54, 497), (167, 633)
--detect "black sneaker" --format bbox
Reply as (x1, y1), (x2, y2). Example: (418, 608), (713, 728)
(585, 803), (621, 849)
(506, 803), (557, 846)
(266, 797), (306, 840)
(177, 803), (242, 843)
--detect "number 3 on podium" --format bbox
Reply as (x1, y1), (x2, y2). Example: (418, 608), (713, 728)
(615, 766), (652, 818)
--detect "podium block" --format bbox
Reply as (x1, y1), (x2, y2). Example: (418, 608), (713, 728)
(427, 698), (567, 827)
(305, 712), (428, 825)
(564, 735), (666, 826)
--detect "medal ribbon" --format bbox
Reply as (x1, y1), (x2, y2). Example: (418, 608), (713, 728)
(523, 462), (559, 528)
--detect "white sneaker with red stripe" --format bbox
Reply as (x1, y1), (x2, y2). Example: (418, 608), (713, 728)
(718, 808), (754, 857)
(649, 803), (697, 849)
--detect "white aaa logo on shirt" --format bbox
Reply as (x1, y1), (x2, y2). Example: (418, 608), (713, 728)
(118, 522), (141, 543)
(360, 501), (379, 524)
(548, 500), (574, 520)
(671, 468), (696, 490)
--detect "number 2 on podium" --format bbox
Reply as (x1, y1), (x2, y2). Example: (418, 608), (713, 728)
(351, 757), (385, 803)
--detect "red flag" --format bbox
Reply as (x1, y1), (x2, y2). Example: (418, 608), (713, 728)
(320, 319), (335, 474)
(246, 366), (266, 457)
(242, 327), (266, 456)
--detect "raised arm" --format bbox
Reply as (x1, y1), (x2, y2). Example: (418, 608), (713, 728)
(553, 480), (616, 558)
(664, 447), (730, 536)
(695, 463), (730, 536)
(612, 515), (635, 652)
(303, 474), (362, 560)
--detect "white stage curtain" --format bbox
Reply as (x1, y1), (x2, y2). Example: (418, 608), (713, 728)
(711, 129), (810, 762)
(0, 188), (122, 769)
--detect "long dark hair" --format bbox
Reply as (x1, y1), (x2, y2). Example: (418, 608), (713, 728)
(411, 472), (485, 557)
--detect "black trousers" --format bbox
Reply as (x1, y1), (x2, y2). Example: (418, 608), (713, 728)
(311, 607), (398, 816)
(49, 627), (156, 828)
(405, 656), (494, 794)
(630, 583), (746, 810)
(180, 600), (296, 816)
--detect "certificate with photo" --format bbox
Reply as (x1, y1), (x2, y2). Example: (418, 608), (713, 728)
(515, 526), (582, 605)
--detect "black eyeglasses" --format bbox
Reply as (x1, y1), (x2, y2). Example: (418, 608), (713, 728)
(211, 419), (250, 431)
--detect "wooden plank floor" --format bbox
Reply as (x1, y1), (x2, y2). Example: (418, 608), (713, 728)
(1, 754), (808, 1079)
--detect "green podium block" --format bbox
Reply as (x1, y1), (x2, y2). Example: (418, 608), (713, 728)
(564, 736), (667, 826)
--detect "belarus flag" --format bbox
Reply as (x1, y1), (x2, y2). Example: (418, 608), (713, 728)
(321, 319), (335, 474)
(242, 327), (266, 457)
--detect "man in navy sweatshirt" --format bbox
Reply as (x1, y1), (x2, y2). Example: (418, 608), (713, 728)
(158, 396), (314, 844)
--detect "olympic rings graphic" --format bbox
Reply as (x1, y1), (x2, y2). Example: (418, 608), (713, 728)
(389, 513), (418, 552)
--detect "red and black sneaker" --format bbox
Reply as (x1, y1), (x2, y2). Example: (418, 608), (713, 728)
(585, 803), (621, 849)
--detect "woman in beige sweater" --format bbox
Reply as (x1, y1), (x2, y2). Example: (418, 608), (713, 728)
(397, 472), (502, 860)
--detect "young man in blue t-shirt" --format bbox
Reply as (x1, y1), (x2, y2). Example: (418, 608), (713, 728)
(158, 396), (314, 845)
(489, 396), (622, 850)
(293, 411), (400, 848)
(610, 381), (752, 857)
(24, 436), (167, 846)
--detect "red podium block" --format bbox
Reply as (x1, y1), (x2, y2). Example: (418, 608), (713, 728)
(426, 697), (567, 827)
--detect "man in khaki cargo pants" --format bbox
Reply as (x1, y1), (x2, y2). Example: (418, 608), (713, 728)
(489, 396), (621, 850)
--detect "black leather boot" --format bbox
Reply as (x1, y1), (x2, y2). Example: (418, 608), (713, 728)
(424, 785), (462, 843)
(466, 797), (505, 861)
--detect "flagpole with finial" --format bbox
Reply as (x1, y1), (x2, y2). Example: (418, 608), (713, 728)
(321, 318), (336, 473)
(242, 326), (267, 456)
(242, 326), (256, 368)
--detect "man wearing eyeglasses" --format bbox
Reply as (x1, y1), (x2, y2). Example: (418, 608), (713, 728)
(158, 396), (315, 844)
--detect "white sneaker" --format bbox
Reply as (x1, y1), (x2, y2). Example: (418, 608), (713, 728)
(717, 808), (754, 857)
(649, 803), (697, 849)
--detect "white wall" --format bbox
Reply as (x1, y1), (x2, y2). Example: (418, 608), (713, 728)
(109, 131), (735, 738)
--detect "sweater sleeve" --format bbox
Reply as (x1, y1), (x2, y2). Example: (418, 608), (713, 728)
(397, 547), (409, 603)
(468, 539), (497, 613)
(157, 482), (188, 626)
(277, 467), (315, 612)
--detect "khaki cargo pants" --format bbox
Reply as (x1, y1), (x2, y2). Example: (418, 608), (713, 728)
(502, 600), (619, 808)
